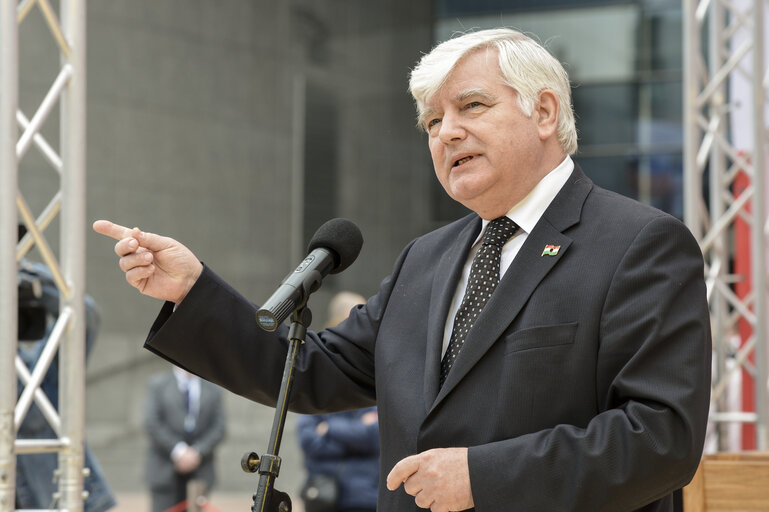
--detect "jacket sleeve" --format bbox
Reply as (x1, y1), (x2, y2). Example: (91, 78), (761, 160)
(143, 240), (417, 415)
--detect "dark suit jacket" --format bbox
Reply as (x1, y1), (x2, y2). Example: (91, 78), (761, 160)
(145, 165), (711, 511)
(144, 372), (226, 491)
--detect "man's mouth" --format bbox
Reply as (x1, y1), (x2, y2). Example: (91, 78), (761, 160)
(454, 156), (474, 167)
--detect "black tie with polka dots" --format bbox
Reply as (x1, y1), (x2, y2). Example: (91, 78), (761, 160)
(439, 216), (520, 388)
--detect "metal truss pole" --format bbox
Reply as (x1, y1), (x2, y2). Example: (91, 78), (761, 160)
(58, 1), (87, 510)
(1, 0), (88, 510)
(752, 0), (768, 450)
(1, 0), (20, 509)
(684, 0), (769, 450)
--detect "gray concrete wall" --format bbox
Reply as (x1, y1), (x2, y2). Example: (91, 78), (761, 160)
(16, 0), (433, 499)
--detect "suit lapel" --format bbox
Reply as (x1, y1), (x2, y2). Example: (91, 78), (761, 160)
(422, 217), (481, 410)
(428, 165), (592, 409)
(434, 224), (572, 401)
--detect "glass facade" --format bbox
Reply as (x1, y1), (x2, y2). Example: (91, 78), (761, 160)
(431, 0), (685, 220)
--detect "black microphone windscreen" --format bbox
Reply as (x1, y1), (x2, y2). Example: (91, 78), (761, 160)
(307, 218), (363, 274)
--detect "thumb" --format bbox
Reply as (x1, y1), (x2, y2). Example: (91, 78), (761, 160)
(386, 454), (419, 491)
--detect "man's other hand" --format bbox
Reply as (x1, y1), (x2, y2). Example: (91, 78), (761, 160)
(387, 447), (473, 512)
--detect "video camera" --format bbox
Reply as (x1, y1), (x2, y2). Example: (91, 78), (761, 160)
(18, 269), (48, 340)
(16, 223), (50, 340)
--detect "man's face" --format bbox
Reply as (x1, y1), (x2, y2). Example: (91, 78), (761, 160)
(423, 49), (549, 219)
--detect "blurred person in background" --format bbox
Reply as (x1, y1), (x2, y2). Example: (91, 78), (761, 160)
(16, 225), (116, 512)
(144, 365), (226, 512)
(297, 292), (379, 512)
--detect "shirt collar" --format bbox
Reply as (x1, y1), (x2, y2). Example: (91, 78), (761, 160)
(476, 156), (574, 241)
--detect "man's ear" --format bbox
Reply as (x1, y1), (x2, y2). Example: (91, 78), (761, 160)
(535, 89), (560, 140)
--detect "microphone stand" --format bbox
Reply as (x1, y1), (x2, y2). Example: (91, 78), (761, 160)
(242, 306), (313, 512)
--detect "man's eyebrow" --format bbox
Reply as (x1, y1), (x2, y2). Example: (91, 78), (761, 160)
(455, 89), (496, 103)
(419, 89), (497, 128)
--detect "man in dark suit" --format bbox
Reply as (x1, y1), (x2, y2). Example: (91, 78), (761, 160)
(94, 28), (711, 511)
(144, 367), (226, 512)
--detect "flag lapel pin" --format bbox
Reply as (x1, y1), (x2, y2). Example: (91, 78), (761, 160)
(541, 244), (561, 257)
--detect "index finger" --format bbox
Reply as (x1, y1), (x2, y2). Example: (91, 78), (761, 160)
(386, 454), (420, 491)
(92, 220), (134, 241)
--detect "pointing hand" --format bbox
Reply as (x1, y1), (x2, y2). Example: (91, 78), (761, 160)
(93, 219), (203, 304)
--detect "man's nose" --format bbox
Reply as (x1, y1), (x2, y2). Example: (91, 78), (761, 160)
(438, 111), (466, 143)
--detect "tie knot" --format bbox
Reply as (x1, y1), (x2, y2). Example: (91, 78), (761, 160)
(482, 216), (519, 247)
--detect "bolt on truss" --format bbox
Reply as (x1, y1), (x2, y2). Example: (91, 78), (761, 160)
(684, 0), (769, 450)
(1, 0), (87, 511)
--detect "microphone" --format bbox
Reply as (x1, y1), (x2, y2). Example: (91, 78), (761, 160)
(256, 218), (363, 332)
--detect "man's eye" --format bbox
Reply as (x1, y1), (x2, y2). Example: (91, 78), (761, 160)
(427, 118), (441, 129)
(467, 101), (483, 109)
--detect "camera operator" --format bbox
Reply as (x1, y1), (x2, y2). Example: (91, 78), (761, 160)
(15, 225), (116, 512)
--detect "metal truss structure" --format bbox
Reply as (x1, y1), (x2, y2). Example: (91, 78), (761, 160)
(1, 0), (88, 510)
(684, 0), (769, 450)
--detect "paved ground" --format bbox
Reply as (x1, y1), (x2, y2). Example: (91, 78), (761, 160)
(112, 491), (306, 512)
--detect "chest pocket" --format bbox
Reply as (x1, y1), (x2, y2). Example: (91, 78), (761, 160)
(504, 322), (578, 355)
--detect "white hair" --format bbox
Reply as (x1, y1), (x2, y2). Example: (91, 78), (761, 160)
(408, 28), (577, 155)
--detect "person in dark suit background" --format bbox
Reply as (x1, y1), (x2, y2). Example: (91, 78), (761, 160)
(94, 27), (711, 512)
(144, 366), (226, 512)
